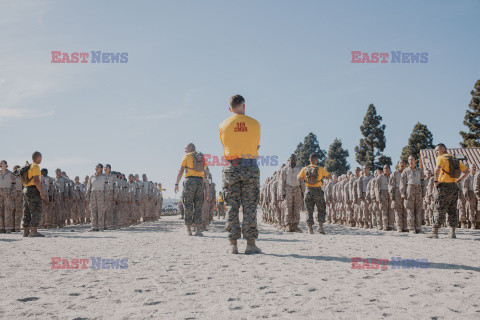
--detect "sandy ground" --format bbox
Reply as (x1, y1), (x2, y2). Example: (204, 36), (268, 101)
(1, 211), (480, 320)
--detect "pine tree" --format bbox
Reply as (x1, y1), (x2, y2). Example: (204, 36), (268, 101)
(294, 132), (326, 167)
(400, 122), (434, 161)
(324, 138), (350, 176)
(460, 79), (480, 147)
(354, 104), (391, 169)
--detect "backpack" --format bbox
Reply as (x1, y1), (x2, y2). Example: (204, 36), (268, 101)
(305, 165), (319, 185)
(443, 154), (462, 179)
(189, 152), (205, 173)
(13, 162), (31, 185)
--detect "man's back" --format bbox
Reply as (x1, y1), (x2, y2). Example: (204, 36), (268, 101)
(219, 114), (260, 160)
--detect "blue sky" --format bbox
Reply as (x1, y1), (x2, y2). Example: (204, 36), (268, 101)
(1, 0), (479, 199)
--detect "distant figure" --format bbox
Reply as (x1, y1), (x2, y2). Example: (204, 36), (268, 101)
(297, 154), (332, 234)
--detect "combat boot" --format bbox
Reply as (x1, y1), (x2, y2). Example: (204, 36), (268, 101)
(317, 222), (325, 234)
(307, 225), (314, 234)
(23, 227), (29, 237)
(426, 226), (439, 239)
(186, 225), (193, 236)
(293, 225), (303, 233)
(358, 221), (364, 228)
(245, 239), (262, 254)
(28, 227), (45, 237)
(194, 224), (203, 236)
(460, 221), (466, 229)
(227, 240), (238, 254)
(448, 227), (456, 239)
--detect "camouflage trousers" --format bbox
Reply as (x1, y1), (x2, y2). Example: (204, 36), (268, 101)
(457, 198), (467, 222)
(90, 191), (106, 229)
(222, 164), (259, 240)
(283, 185), (303, 226)
(405, 185), (423, 230)
(179, 203), (185, 218)
(23, 186), (43, 227)
(13, 190), (23, 229)
(0, 189), (14, 231)
(346, 202), (354, 223)
(379, 190), (394, 228)
(182, 177), (204, 226)
(105, 194), (116, 229)
(304, 187), (326, 226)
(464, 192), (477, 223)
(392, 191), (407, 230)
(359, 200), (370, 224)
(217, 203), (225, 217)
(433, 183), (459, 228)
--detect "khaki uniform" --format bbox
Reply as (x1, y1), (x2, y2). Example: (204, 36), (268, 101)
(86, 173), (107, 230)
(357, 175), (372, 226)
(463, 174), (476, 227)
(0, 170), (16, 231)
(279, 165), (304, 229)
(400, 167), (425, 231)
(376, 174), (393, 229)
(389, 170), (407, 231)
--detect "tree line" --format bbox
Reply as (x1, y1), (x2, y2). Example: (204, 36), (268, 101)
(293, 79), (480, 176)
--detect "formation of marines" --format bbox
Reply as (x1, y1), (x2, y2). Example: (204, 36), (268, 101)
(0, 160), (165, 233)
(260, 155), (480, 233)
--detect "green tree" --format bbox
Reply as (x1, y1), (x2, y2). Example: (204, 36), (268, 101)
(294, 132), (326, 167)
(460, 79), (480, 147)
(354, 104), (391, 169)
(324, 138), (350, 176)
(400, 122), (434, 161)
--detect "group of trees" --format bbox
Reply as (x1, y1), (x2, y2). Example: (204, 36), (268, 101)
(293, 79), (480, 176)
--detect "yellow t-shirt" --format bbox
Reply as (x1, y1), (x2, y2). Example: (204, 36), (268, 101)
(219, 114), (261, 160)
(25, 163), (41, 187)
(217, 195), (224, 203)
(298, 165), (330, 188)
(181, 152), (206, 178)
(437, 154), (467, 183)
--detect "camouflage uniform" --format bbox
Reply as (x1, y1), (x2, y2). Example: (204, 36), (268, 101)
(433, 182), (459, 228)
(23, 186), (43, 228)
(182, 177), (204, 226)
(463, 174), (476, 228)
(324, 180), (334, 223)
(400, 167), (425, 231)
(279, 165), (304, 229)
(357, 174), (372, 226)
(457, 180), (467, 225)
(345, 176), (355, 225)
(105, 174), (117, 228)
(13, 176), (23, 231)
(389, 170), (407, 231)
(222, 160), (260, 240)
(376, 174), (393, 229)
(425, 177), (435, 226)
(86, 173), (107, 230)
(304, 186), (327, 226)
(0, 169), (15, 232)
(352, 177), (361, 225)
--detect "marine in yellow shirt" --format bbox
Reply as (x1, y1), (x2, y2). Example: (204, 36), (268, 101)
(297, 154), (332, 234)
(216, 192), (226, 219)
(219, 113), (261, 161)
(428, 143), (469, 239)
(174, 143), (207, 236)
(219, 94), (261, 254)
(22, 151), (47, 237)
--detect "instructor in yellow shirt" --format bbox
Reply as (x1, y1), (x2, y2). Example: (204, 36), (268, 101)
(22, 151), (47, 237)
(219, 94), (261, 254)
(427, 143), (469, 239)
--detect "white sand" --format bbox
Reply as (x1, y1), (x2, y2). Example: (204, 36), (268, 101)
(1, 212), (479, 320)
